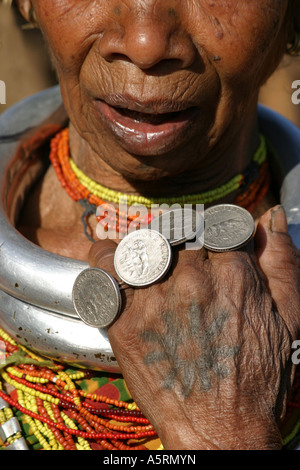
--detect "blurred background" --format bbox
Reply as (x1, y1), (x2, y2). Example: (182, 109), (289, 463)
(0, 2), (57, 112)
(0, 1), (300, 127)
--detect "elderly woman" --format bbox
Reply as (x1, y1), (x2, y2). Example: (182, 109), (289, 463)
(0, 0), (300, 451)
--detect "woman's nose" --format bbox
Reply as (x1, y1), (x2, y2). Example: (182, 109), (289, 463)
(99, 9), (196, 71)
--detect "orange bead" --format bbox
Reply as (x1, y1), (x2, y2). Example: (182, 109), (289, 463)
(49, 129), (149, 233)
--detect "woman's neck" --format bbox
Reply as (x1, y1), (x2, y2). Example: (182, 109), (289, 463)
(68, 117), (261, 200)
(17, 114), (276, 262)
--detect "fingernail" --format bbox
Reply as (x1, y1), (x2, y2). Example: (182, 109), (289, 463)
(270, 205), (288, 233)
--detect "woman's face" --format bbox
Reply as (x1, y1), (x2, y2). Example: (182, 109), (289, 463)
(26, 0), (292, 178)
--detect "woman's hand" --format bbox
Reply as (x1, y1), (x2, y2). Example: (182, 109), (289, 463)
(88, 206), (300, 450)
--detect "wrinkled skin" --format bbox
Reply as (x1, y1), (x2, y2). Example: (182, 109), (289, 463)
(89, 207), (300, 449)
(18, 0), (294, 193)
(16, 0), (300, 449)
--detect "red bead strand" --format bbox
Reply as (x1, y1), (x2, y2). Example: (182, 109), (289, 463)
(49, 129), (151, 235)
(0, 388), (156, 441)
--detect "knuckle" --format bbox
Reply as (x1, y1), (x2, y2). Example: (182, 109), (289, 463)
(173, 262), (211, 300)
(216, 252), (254, 280)
(88, 240), (116, 271)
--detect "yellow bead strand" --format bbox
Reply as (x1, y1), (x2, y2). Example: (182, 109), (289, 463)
(6, 432), (22, 445)
(58, 371), (81, 407)
(127, 402), (138, 411)
(27, 394), (38, 415)
(43, 400), (57, 423)
(1, 371), (60, 405)
(6, 366), (48, 385)
(67, 371), (86, 380)
(0, 328), (18, 347)
(70, 134), (267, 208)
(16, 390), (61, 450)
(24, 415), (52, 451)
(0, 406), (13, 424)
(60, 411), (92, 451)
(16, 389), (27, 410)
(77, 437), (92, 451)
(35, 419), (59, 450)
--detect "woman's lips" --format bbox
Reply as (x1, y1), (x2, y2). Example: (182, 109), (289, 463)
(94, 99), (199, 155)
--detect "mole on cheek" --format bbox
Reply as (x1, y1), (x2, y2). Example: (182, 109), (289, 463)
(168, 8), (179, 19)
(114, 6), (121, 16)
(213, 17), (224, 40)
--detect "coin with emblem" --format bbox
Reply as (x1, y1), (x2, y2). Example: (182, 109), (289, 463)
(72, 268), (122, 329)
(203, 204), (255, 252)
(114, 229), (172, 287)
(149, 208), (203, 246)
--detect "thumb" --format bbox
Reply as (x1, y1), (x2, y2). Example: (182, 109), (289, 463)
(255, 205), (300, 338)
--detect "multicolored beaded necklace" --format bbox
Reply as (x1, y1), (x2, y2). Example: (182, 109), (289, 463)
(0, 328), (158, 450)
(1, 129), (300, 450)
(2, 326), (300, 450)
(49, 128), (271, 240)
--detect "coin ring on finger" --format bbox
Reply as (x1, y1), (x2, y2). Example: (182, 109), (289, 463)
(72, 268), (122, 329)
(114, 229), (172, 287)
(203, 204), (255, 252)
(149, 208), (203, 246)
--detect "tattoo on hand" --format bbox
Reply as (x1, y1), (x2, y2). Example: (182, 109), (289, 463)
(141, 303), (240, 398)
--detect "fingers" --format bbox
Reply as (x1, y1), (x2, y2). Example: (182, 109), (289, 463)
(255, 205), (297, 278)
(88, 239), (135, 312)
(88, 239), (117, 274)
(87, 207), (300, 339)
(255, 205), (300, 337)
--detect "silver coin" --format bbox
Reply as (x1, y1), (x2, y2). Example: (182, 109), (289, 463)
(114, 229), (172, 287)
(72, 268), (122, 329)
(203, 204), (255, 252)
(149, 208), (203, 246)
